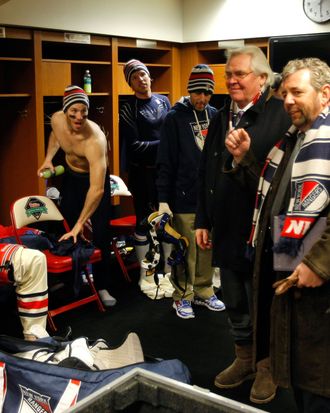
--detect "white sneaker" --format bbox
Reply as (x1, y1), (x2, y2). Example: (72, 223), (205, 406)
(173, 300), (195, 319)
(194, 294), (226, 311)
(98, 289), (117, 307)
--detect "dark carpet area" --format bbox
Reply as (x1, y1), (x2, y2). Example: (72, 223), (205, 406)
(1, 263), (298, 413)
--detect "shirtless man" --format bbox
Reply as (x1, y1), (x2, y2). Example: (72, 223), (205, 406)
(38, 85), (115, 307)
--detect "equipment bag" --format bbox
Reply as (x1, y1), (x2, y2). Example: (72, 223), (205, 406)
(0, 334), (191, 413)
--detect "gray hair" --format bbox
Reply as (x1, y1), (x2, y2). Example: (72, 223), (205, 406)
(282, 57), (330, 91)
(225, 45), (274, 87)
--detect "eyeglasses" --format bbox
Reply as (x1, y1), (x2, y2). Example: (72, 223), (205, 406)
(224, 71), (253, 80)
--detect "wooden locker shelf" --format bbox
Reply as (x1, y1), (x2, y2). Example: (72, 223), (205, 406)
(0, 24), (269, 224)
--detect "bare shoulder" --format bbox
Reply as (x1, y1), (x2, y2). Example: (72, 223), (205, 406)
(51, 110), (65, 127)
(88, 119), (104, 133)
(87, 119), (107, 141)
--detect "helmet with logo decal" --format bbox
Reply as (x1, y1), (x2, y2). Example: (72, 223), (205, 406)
(141, 211), (189, 275)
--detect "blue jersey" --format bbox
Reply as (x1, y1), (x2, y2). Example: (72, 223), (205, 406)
(120, 94), (171, 167)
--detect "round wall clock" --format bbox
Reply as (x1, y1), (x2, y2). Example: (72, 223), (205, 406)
(303, 0), (330, 23)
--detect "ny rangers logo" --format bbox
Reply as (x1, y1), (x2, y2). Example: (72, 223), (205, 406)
(24, 197), (48, 220)
(18, 385), (52, 413)
(282, 180), (329, 238)
(190, 120), (209, 151)
(293, 180), (328, 213)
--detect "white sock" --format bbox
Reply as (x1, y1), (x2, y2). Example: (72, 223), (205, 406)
(98, 289), (117, 307)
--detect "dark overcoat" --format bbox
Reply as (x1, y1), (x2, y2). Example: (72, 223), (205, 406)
(232, 128), (330, 397)
(195, 88), (291, 271)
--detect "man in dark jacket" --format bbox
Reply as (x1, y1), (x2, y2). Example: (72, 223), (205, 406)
(157, 64), (225, 319)
(225, 57), (330, 413)
(195, 46), (291, 404)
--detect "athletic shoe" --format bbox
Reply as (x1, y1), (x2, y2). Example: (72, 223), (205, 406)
(194, 294), (226, 311)
(173, 300), (195, 319)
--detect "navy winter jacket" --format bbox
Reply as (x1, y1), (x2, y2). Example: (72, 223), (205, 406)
(156, 97), (217, 213)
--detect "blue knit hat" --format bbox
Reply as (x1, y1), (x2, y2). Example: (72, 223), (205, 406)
(63, 85), (89, 113)
(124, 59), (150, 85)
(187, 64), (215, 94)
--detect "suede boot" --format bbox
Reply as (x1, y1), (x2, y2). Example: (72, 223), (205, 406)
(214, 344), (255, 388)
(250, 357), (277, 404)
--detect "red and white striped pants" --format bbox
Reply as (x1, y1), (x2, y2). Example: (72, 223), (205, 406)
(0, 244), (48, 338)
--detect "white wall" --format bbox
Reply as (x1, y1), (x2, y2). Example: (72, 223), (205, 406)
(183, 0), (330, 42)
(0, 0), (329, 42)
(0, 0), (184, 42)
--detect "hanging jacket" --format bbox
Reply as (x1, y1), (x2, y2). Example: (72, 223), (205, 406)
(47, 236), (95, 296)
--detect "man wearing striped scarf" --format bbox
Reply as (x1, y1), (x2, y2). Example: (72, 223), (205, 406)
(225, 58), (330, 413)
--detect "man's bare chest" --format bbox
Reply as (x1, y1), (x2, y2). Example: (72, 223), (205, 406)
(58, 134), (86, 158)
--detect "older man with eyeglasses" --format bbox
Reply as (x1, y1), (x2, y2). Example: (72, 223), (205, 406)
(195, 46), (291, 404)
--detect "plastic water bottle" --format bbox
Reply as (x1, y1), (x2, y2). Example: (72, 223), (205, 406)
(83, 70), (92, 94)
(39, 165), (65, 179)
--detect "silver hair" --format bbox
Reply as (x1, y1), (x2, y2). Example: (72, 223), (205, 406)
(282, 57), (330, 91)
(225, 45), (274, 87)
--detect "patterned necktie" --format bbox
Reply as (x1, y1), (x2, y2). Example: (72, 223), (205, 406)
(232, 110), (244, 128)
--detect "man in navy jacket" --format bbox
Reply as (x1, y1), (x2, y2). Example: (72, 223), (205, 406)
(157, 64), (225, 319)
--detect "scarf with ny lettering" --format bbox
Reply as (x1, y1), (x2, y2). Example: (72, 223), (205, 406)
(249, 106), (330, 257)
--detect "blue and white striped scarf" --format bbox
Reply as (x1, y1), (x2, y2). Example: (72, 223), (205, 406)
(250, 107), (330, 256)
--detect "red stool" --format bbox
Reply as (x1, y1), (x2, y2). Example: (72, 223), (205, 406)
(110, 215), (139, 282)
